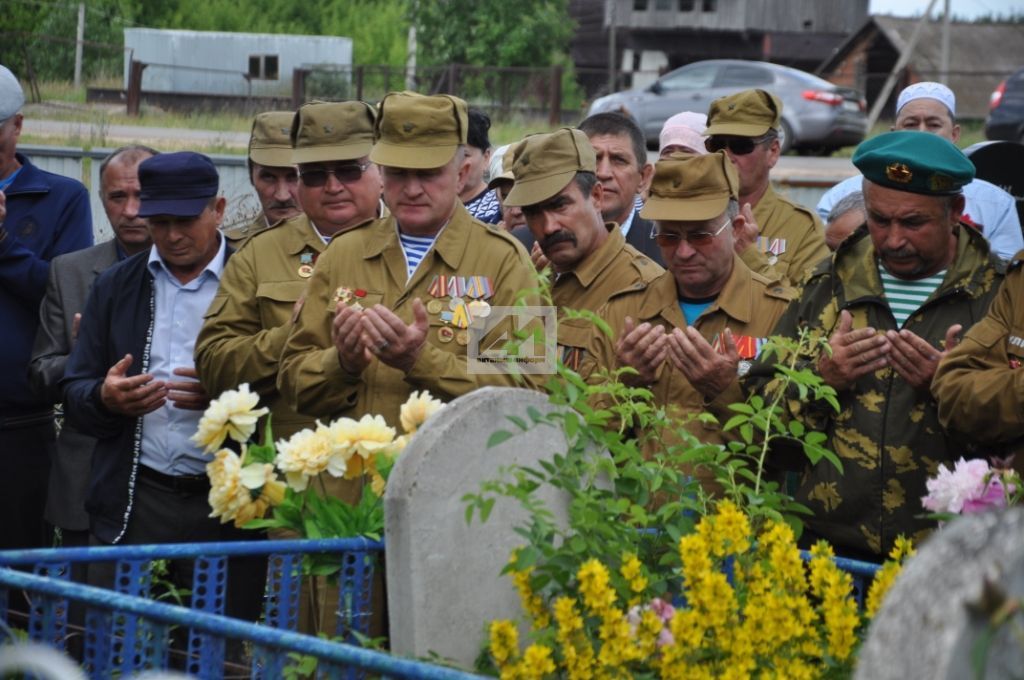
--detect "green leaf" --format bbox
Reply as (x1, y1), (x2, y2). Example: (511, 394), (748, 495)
(787, 419), (806, 438)
(487, 430), (514, 448)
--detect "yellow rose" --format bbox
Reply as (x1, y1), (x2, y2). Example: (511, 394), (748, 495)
(399, 390), (444, 434)
(192, 384), (269, 453)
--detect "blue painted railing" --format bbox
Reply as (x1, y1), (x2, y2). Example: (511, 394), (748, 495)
(0, 538), (481, 679)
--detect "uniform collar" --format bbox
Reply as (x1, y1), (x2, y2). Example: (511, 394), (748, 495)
(364, 200), (471, 272)
(563, 223), (625, 288)
(642, 255), (757, 325)
(285, 213), (336, 255)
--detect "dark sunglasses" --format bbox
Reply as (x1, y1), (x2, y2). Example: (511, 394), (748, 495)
(299, 161), (372, 187)
(651, 216), (731, 247)
(705, 134), (773, 156)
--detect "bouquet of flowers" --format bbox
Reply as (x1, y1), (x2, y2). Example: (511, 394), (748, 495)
(192, 385), (444, 547)
(921, 456), (1021, 518)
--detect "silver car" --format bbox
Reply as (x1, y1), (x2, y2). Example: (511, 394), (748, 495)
(587, 59), (868, 155)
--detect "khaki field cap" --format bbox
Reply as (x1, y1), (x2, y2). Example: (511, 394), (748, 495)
(290, 100), (377, 164)
(641, 151), (739, 222)
(370, 91), (468, 169)
(249, 111), (295, 167)
(502, 128), (597, 207)
(705, 89), (782, 138)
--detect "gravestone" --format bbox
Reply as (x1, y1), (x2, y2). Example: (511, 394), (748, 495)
(385, 386), (601, 669)
(856, 508), (1024, 679)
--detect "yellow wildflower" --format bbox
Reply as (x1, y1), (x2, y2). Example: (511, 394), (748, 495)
(619, 552), (647, 597)
(399, 389), (445, 434)
(577, 559), (616, 615)
(820, 567), (859, 660)
(712, 499), (751, 556)
(511, 566), (550, 630)
(518, 644), (555, 679)
(192, 383), (268, 453)
(889, 535), (915, 561)
(489, 619), (520, 667)
(864, 560), (901, 618)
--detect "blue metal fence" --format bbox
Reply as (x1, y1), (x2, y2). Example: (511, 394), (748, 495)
(0, 538), (482, 679)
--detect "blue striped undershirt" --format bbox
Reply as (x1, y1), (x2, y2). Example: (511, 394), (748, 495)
(398, 231), (437, 280)
(879, 268), (945, 327)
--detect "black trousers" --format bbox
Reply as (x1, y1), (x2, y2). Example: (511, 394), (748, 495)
(90, 469), (267, 625)
(0, 420), (55, 550)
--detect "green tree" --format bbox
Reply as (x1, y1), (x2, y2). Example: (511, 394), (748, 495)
(410, 0), (574, 68)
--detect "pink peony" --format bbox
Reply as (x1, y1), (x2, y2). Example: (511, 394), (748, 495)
(922, 458), (1006, 514)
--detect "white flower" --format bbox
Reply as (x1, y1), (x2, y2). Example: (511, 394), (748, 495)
(192, 384), (268, 453)
(922, 457), (992, 514)
(399, 390), (444, 434)
(207, 448), (283, 527)
(274, 425), (349, 491)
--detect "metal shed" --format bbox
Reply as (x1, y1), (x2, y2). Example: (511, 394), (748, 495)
(123, 28), (353, 98)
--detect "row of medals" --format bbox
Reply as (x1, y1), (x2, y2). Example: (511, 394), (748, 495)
(426, 296), (492, 346)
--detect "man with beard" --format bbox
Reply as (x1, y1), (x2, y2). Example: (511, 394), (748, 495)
(746, 131), (1004, 561)
(29, 145), (157, 549)
(501, 128), (662, 372)
(225, 111), (302, 244)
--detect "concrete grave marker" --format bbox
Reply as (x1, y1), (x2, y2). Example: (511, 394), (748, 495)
(856, 507), (1024, 679)
(385, 386), (601, 669)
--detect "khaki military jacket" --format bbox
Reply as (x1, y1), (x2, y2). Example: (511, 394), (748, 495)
(224, 212), (278, 248)
(741, 185), (829, 288)
(196, 214), (328, 440)
(933, 250), (1024, 470)
(746, 225), (1004, 559)
(554, 225), (664, 372)
(586, 256), (794, 444)
(277, 203), (542, 427)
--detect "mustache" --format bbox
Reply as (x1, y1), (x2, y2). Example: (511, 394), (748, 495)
(268, 200), (298, 209)
(540, 230), (577, 251)
(880, 247), (917, 259)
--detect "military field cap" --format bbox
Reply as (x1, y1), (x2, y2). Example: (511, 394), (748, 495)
(852, 130), (975, 196)
(249, 111), (295, 167)
(290, 100), (377, 165)
(502, 128), (597, 207)
(705, 89), (782, 138)
(0, 64), (25, 120)
(641, 151), (739, 222)
(486, 140), (525, 191)
(370, 91), (468, 169)
(897, 81), (956, 116)
(138, 151), (219, 218)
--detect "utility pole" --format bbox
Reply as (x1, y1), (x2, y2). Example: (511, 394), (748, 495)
(867, 0), (941, 129)
(607, 0), (617, 93)
(940, 0), (951, 85)
(74, 2), (85, 88)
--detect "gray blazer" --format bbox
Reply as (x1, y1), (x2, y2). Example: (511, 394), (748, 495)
(29, 239), (120, 532)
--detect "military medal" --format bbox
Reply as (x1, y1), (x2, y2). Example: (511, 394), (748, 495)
(427, 299), (444, 315)
(468, 300), (491, 318)
(450, 302), (472, 329)
(298, 251), (315, 278)
(456, 330), (469, 346)
(334, 286), (353, 305)
(437, 327), (455, 343)
(464, 275), (494, 300)
(298, 264), (313, 278)
(448, 296), (465, 311)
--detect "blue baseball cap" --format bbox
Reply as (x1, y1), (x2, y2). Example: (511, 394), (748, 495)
(138, 151), (220, 218)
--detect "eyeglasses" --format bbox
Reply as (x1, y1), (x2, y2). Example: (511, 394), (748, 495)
(705, 134), (774, 156)
(299, 161), (372, 187)
(651, 215), (731, 247)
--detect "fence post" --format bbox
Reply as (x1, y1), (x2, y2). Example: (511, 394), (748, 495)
(355, 65), (365, 101)
(292, 68), (308, 108)
(549, 64), (563, 127)
(126, 60), (146, 117)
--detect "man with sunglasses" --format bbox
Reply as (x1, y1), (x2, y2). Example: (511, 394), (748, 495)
(585, 151), (793, 453)
(704, 89), (828, 286)
(196, 100), (383, 443)
(278, 91), (540, 430)
(746, 132), (1004, 561)
(501, 128), (663, 372)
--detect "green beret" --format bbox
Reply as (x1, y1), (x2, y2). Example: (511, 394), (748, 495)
(852, 130), (975, 195)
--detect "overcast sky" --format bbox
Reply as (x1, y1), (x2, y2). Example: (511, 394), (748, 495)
(870, 0), (1024, 19)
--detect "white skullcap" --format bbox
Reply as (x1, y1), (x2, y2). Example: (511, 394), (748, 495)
(0, 64), (25, 120)
(659, 111), (708, 155)
(487, 144), (510, 184)
(897, 82), (956, 117)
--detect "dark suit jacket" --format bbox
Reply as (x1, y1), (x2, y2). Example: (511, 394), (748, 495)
(626, 215), (664, 267)
(29, 240), (121, 531)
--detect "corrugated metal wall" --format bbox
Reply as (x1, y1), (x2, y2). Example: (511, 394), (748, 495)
(612, 0), (868, 34)
(21, 145), (254, 244)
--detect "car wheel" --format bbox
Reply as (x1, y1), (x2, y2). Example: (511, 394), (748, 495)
(779, 119), (794, 154)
